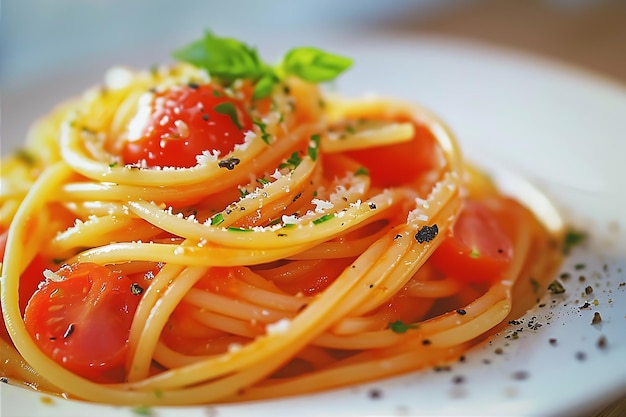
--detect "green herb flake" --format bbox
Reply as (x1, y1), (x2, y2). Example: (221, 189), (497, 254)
(253, 73), (278, 100)
(210, 213), (224, 226)
(227, 226), (254, 232)
(469, 248), (480, 259)
(548, 280), (566, 295)
(280, 151), (302, 170)
(354, 166), (369, 176)
(131, 406), (153, 416)
(14, 149), (36, 166)
(529, 277), (540, 294)
(238, 188), (249, 198)
(256, 177), (269, 185)
(253, 119), (272, 144)
(214, 102), (243, 130)
(282, 47), (353, 83)
(308, 134), (321, 161)
(312, 214), (334, 225)
(563, 228), (587, 254)
(108, 162), (118, 168)
(388, 320), (418, 334)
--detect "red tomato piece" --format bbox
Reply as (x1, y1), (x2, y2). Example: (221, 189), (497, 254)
(122, 84), (252, 168)
(429, 199), (514, 284)
(24, 262), (143, 380)
(0, 230), (54, 343)
(345, 122), (439, 188)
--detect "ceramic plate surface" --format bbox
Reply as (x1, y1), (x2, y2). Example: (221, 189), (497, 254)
(1, 33), (625, 417)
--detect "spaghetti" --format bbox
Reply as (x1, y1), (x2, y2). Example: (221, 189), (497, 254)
(0, 32), (564, 406)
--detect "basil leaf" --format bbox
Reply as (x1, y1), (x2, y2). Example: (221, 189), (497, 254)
(282, 47), (352, 82)
(173, 31), (265, 83)
(252, 73), (278, 100)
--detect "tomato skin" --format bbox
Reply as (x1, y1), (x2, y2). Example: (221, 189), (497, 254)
(24, 263), (142, 380)
(122, 84), (252, 168)
(345, 122), (439, 188)
(429, 199), (514, 284)
(0, 230), (54, 343)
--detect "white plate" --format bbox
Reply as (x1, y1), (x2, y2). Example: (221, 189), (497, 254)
(1, 33), (625, 417)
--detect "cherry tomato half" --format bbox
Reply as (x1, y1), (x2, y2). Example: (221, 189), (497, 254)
(344, 122), (439, 188)
(429, 199), (514, 284)
(24, 262), (143, 380)
(122, 84), (252, 168)
(0, 230), (53, 343)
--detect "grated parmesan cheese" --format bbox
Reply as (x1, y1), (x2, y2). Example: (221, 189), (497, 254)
(312, 198), (334, 213)
(43, 269), (64, 282)
(265, 318), (291, 335)
(126, 92), (155, 141)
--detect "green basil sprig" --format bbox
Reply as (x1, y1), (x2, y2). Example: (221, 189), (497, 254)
(173, 31), (352, 100)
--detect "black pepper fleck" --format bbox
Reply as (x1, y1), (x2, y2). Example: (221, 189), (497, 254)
(549, 338), (557, 346)
(548, 280), (566, 294)
(585, 285), (593, 295)
(452, 375), (465, 384)
(512, 370), (529, 380)
(422, 339), (432, 346)
(130, 283), (144, 295)
(218, 158), (241, 170)
(597, 335), (607, 349)
(591, 312), (602, 325)
(575, 351), (587, 361)
(368, 388), (382, 399)
(0, 377), (8, 383)
(415, 224), (438, 244)
(456, 309), (467, 315)
(494, 347), (504, 355)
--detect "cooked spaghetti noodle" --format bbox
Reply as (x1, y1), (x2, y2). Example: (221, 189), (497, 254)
(0, 32), (563, 406)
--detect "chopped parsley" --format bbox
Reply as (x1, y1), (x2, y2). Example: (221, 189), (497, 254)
(131, 406), (153, 416)
(354, 166), (369, 176)
(210, 213), (224, 226)
(279, 151), (303, 170)
(562, 228), (587, 254)
(253, 119), (272, 144)
(227, 227), (254, 232)
(312, 214), (334, 225)
(388, 320), (418, 333)
(308, 134), (321, 161)
(238, 188), (249, 198)
(14, 148), (36, 165)
(213, 102), (243, 130)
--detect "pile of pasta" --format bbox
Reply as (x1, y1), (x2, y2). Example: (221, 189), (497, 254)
(0, 60), (563, 405)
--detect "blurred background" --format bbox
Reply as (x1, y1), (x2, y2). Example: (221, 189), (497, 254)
(0, 1), (625, 415)
(1, 0), (625, 85)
